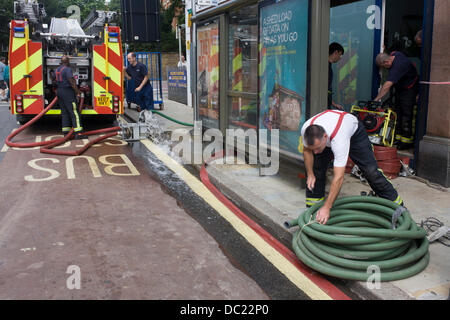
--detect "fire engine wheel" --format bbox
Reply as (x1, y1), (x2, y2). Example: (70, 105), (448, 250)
(159, 103), (164, 111)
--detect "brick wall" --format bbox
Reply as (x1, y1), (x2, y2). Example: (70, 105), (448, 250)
(427, 0), (450, 138)
(161, 52), (181, 80)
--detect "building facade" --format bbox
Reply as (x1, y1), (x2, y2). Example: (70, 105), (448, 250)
(185, 0), (450, 187)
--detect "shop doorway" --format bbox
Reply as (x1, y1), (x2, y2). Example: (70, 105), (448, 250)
(330, 0), (425, 157)
(383, 0), (424, 157)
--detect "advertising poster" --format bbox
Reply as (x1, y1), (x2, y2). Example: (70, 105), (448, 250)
(168, 68), (188, 105)
(197, 21), (220, 129)
(259, 0), (309, 159)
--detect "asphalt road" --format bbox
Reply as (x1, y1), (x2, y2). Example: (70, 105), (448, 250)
(0, 108), (349, 303)
(0, 101), (17, 163)
(0, 112), (270, 300)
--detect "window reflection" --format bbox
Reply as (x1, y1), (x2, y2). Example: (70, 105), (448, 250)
(228, 4), (258, 129)
(197, 20), (220, 129)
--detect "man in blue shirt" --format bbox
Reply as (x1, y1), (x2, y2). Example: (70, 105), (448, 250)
(125, 52), (154, 113)
(375, 51), (419, 149)
(55, 55), (87, 139)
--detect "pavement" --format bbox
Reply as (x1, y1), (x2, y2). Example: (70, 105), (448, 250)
(124, 96), (450, 300)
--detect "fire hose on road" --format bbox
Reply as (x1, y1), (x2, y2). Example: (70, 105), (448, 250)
(5, 95), (195, 156)
(5, 97), (121, 156)
(285, 196), (429, 282)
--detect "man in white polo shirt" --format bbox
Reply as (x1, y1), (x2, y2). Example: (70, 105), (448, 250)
(301, 110), (403, 225)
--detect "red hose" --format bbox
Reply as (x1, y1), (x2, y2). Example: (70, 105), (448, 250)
(6, 97), (62, 148)
(6, 96), (121, 156)
(374, 145), (398, 161)
(40, 127), (120, 156)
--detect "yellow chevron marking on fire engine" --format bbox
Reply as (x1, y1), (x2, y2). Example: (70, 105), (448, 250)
(28, 80), (44, 95)
(108, 42), (121, 57)
(93, 50), (121, 104)
(12, 37), (26, 53)
(93, 81), (107, 96)
(23, 98), (37, 110)
(16, 79), (43, 98)
(22, 81), (43, 112)
(140, 139), (333, 300)
(12, 62), (26, 86)
(12, 48), (42, 86)
(93, 51), (121, 83)
(93, 47), (121, 106)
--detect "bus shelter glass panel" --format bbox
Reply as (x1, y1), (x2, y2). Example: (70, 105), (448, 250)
(197, 20), (220, 129)
(228, 4), (258, 130)
(259, 0), (309, 160)
(330, 0), (379, 110)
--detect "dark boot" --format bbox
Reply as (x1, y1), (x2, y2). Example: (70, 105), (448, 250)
(74, 133), (89, 140)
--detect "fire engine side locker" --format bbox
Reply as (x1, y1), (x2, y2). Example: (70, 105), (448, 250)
(9, 20), (45, 121)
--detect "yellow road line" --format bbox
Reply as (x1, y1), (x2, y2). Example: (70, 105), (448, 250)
(140, 139), (332, 300)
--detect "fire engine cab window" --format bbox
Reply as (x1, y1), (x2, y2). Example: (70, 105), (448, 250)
(228, 4), (258, 130)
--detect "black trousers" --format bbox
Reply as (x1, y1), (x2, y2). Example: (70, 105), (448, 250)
(57, 87), (83, 133)
(394, 86), (417, 143)
(306, 121), (402, 206)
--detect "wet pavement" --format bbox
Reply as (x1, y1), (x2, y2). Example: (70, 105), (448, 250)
(124, 98), (450, 300)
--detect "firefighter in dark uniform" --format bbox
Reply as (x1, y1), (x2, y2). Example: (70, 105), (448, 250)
(55, 55), (87, 139)
(328, 43), (345, 111)
(375, 52), (419, 149)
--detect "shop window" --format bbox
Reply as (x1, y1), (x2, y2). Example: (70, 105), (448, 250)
(197, 20), (220, 129)
(330, 0), (378, 109)
(258, 0), (309, 159)
(228, 4), (258, 130)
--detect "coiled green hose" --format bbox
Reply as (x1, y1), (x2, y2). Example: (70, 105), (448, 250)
(285, 196), (429, 282)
